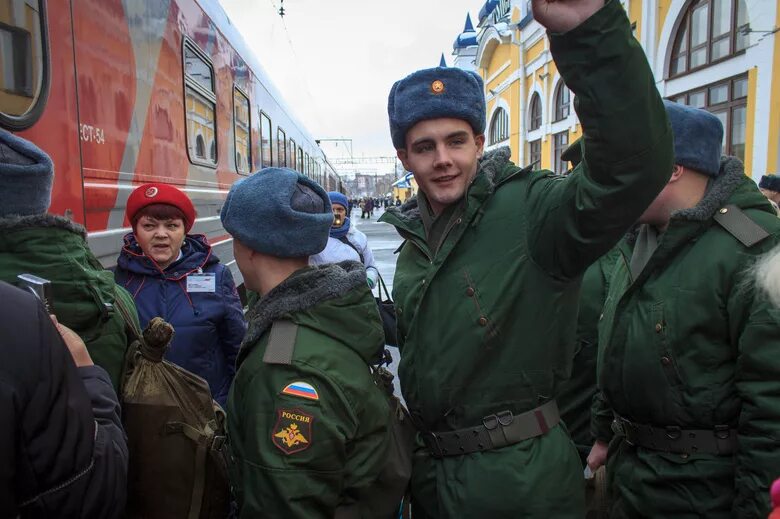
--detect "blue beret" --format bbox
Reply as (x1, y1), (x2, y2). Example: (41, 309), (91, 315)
(760, 175), (780, 191)
(0, 129), (54, 217)
(388, 66), (485, 149)
(220, 168), (333, 258)
(664, 100), (724, 177)
(328, 191), (349, 210)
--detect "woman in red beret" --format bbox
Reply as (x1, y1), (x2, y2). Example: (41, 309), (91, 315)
(113, 183), (246, 407)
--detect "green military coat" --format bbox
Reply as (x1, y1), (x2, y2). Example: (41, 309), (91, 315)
(595, 159), (780, 517)
(379, 1), (673, 516)
(227, 262), (398, 518)
(0, 214), (137, 389)
(558, 248), (620, 464)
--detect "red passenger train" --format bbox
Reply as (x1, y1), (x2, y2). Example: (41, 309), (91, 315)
(0, 0), (340, 283)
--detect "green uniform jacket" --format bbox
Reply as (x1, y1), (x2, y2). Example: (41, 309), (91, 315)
(595, 159), (780, 518)
(379, 2), (673, 516)
(0, 214), (138, 389)
(558, 248), (620, 464)
(227, 262), (396, 518)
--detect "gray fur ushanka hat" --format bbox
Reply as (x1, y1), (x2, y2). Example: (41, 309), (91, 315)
(663, 100), (724, 177)
(388, 66), (486, 149)
(0, 129), (54, 217)
(220, 168), (333, 258)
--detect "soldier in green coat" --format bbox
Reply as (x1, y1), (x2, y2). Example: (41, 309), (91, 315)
(379, 0), (674, 516)
(0, 129), (137, 390)
(589, 102), (780, 517)
(221, 168), (404, 518)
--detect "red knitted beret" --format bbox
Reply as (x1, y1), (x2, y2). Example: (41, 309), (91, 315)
(126, 183), (196, 232)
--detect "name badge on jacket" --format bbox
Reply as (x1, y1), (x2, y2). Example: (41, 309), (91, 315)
(187, 273), (216, 293)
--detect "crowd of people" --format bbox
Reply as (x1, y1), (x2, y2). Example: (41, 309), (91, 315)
(3, 0), (780, 518)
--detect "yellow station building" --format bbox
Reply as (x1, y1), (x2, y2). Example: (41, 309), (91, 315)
(451, 0), (780, 180)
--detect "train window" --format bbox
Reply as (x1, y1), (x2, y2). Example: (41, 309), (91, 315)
(304, 153), (310, 176)
(259, 111), (272, 168)
(233, 87), (251, 174)
(277, 128), (287, 167)
(289, 139), (296, 170)
(183, 40), (216, 167)
(0, 0), (49, 130)
(297, 147), (304, 173)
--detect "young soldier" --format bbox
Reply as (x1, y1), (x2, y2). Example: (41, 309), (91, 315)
(588, 102), (780, 517)
(221, 168), (403, 518)
(379, 0), (674, 516)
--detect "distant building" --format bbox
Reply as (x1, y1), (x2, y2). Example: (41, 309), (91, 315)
(451, 0), (780, 179)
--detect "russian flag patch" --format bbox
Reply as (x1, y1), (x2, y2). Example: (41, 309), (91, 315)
(281, 381), (319, 401)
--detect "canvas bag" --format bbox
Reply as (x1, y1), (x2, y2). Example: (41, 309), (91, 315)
(116, 298), (230, 519)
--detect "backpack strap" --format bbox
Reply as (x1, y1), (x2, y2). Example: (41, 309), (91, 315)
(336, 235), (365, 264)
(263, 320), (299, 365)
(713, 204), (770, 248)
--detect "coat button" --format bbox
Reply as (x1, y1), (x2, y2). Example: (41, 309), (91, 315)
(661, 356), (671, 366)
(466, 287), (475, 297)
(478, 317), (488, 326)
(655, 323), (663, 333)
(456, 218), (462, 224)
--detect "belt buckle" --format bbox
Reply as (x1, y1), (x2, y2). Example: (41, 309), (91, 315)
(496, 410), (514, 427)
(423, 432), (444, 458)
(212, 435), (226, 450)
(665, 425), (681, 440)
(714, 425), (730, 440)
(612, 418), (635, 446)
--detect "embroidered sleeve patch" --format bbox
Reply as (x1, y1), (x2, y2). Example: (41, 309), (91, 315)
(281, 381), (319, 401)
(272, 408), (313, 455)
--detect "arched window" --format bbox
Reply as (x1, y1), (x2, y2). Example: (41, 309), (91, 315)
(529, 93), (542, 131)
(554, 81), (570, 122)
(489, 107), (509, 145)
(669, 0), (748, 77)
(195, 134), (205, 158)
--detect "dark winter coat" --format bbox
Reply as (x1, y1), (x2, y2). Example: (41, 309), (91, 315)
(595, 158), (780, 517)
(228, 262), (396, 519)
(0, 214), (138, 390)
(0, 281), (128, 518)
(379, 1), (673, 516)
(114, 233), (246, 407)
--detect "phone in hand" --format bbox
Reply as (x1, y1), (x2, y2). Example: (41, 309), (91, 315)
(17, 273), (54, 314)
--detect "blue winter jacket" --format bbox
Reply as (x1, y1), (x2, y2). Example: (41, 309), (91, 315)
(114, 233), (246, 407)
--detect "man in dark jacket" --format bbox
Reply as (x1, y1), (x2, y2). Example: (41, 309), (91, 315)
(589, 102), (780, 517)
(379, 0), (673, 516)
(221, 168), (404, 518)
(0, 281), (128, 518)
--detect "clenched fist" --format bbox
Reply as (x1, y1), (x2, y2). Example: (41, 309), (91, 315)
(532, 0), (605, 33)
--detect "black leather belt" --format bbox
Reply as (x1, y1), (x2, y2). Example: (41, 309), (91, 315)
(612, 415), (737, 455)
(422, 400), (560, 458)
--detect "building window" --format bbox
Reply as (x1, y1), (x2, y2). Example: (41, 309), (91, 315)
(277, 128), (287, 167)
(0, 0), (49, 130)
(259, 111), (272, 168)
(297, 147), (304, 173)
(529, 93), (542, 131)
(554, 81), (570, 122)
(184, 41), (217, 167)
(195, 135), (205, 158)
(233, 87), (251, 174)
(528, 139), (541, 167)
(669, 74), (747, 162)
(669, 0), (748, 78)
(489, 107), (509, 145)
(289, 139), (296, 170)
(553, 131), (569, 174)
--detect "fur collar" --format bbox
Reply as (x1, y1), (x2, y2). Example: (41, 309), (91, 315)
(0, 213), (87, 239)
(239, 261), (366, 363)
(385, 147), (513, 223)
(672, 156), (745, 222)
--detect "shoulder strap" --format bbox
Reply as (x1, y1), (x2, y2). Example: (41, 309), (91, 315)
(336, 235), (365, 264)
(263, 320), (299, 365)
(713, 204), (770, 248)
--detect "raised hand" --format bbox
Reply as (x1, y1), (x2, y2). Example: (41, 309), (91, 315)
(532, 0), (606, 33)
